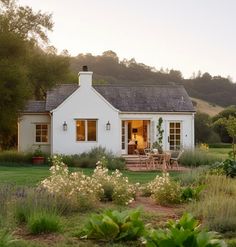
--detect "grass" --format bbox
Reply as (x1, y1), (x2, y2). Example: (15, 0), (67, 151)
(27, 211), (61, 234)
(206, 147), (231, 159)
(0, 164), (181, 186)
(189, 175), (236, 235)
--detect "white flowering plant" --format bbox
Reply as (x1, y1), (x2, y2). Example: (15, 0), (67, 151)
(40, 156), (103, 211)
(40, 156), (138, 209)
(145, 173), (182, 205)
(92, 163), (139, 205)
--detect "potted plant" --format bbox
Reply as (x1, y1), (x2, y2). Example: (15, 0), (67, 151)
(32, 145), (45, 165)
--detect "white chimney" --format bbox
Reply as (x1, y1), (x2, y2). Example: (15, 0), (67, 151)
(78, 65), (93, 88)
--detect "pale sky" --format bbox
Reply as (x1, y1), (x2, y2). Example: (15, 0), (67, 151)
(19, 0), (236, 81)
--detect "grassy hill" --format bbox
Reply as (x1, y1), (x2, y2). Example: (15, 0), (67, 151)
(191, 97), (224, 116)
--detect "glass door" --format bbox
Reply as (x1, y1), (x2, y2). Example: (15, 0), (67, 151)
(121, 120), (128, 154)
(169, 122), (182, 150)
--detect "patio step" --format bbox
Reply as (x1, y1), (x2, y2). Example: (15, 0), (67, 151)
(122, 155), (141, 165)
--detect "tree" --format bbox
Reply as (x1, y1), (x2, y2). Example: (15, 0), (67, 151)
(194, 112), (213, 144)
(0, 32), (31, 148)
(214, 116), (236, 160)
(0, 0), (53, 44)
(28, 47), (71, 99)
(212, 106), (236, 143)
(0, 0), (71, 148)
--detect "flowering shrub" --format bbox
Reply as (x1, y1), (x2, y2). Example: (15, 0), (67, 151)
(92, 164), (139, 205)
(199, 143), (209, 151)
(146, 173), (182, 205)
(40, 156), (103, 211)
(40, 156), (137, 208)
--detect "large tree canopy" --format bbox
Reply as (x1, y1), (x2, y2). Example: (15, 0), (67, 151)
(0, 0), (71, 148)
(0, 0), (53, 44)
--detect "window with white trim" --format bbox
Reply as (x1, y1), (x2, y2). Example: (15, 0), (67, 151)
(76, 120), (97, 142)
(35, 124), (48, 143)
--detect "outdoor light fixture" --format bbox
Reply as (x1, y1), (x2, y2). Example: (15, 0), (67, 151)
(106, 121), (111, 131)
(63, 121), (68, 131)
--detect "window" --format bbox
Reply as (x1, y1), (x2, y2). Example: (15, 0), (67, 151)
(169, 122), (181, 150)
(35, 124), (48, 143)
(76, 120), (97, 142)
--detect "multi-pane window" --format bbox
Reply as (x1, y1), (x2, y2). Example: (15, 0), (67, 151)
(169, 122), (181, 150)
(35, 124), (48, 143)
(76, 120), (97, 142)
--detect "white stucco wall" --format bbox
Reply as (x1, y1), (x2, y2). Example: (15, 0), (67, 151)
(120, 112), (194, 151)
(51, 84), (120, 155)
(18, 114), (51, 153)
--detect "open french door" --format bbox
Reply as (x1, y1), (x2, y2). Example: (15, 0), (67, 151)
(121, 120), (128, 154)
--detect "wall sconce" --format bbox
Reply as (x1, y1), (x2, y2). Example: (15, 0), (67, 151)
(63, 121), (68, 131)
(106, 121), (111, 131)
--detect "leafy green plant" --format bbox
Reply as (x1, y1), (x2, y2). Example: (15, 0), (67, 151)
(210, 159), (236, 178)
(27, 211), (61, 234)
(33, 146), (43, 157)
(181, 185), (204, 202)
(80, 209), (145, 242)
(144, 213), (226, 247)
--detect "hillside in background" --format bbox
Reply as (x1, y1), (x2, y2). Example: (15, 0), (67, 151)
(69, 51), (236, 107)
(191, 97), (224, 116)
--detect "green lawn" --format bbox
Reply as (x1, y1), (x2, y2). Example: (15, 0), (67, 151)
(205, 147), (231, 159)
(0, 163), (181, 186)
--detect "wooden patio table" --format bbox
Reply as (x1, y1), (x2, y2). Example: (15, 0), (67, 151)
(150, 152), (171, 171)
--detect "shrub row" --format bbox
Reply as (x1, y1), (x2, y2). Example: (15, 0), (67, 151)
(180, 150), (222, 167)
(208, 143), (232, 148)
(61, 147), (125, 169)
(0, 151), (33, 164)
(0, 147), (125, 170)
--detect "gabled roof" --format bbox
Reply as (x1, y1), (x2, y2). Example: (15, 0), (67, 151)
(45, 84), (78, 111)
(24, 83), (195, 113)
(24, 100), (46, 113)
(94, 84), (195, 112)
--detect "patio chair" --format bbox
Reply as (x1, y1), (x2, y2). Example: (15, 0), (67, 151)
(170, 150), (184, 169)
(134, 149), (152, 169)
(144, 148), (151, 155)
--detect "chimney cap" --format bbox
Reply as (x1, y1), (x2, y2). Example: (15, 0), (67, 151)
(82, 65), (88, 71)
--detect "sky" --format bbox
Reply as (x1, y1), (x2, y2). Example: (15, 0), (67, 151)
(19, 0), (236, 80)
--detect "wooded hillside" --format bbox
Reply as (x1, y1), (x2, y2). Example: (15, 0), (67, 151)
(70, 51), (236, 107)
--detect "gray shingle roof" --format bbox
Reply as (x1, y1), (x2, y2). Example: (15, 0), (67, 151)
(24, 83), (194, 113)
(45, 84), (78, 111)
(94, 84), (195, 112)
(24, 100), (46, 113)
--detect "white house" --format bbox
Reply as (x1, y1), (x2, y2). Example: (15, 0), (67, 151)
(18, 67), (195, 155)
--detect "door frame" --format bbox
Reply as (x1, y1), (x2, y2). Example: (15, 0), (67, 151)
(167, 121), (183, 150)
(121, 120), (128, 154)
(121, 119), (151, 154)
